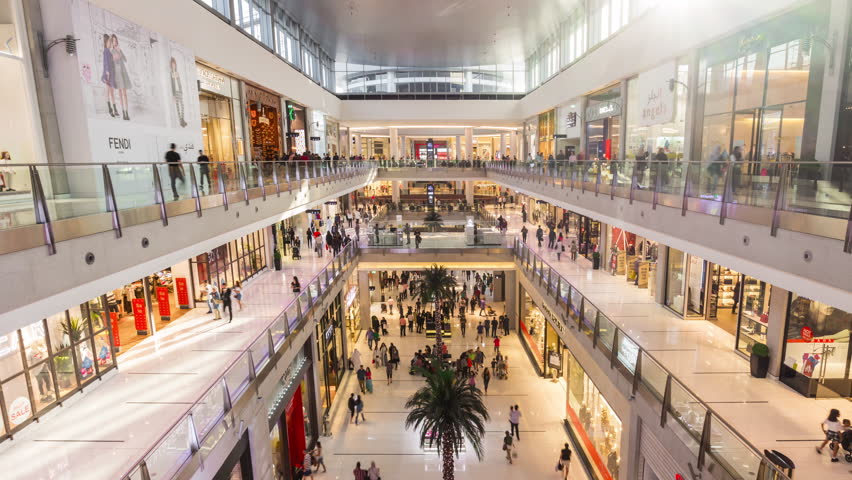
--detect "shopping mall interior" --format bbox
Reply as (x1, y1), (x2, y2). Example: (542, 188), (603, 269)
(1, 0), (852, 479)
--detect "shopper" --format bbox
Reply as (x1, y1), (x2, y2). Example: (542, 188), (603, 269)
(233, 281), (243, 310)
(356, 366), (367, 394)
(503, 430), (514, 464)
(302, 449), (314, 479)
(508, 405), (522, 440)
(482, 367), (491, 395)
(204, 282), (218, 315)
(197, 150), (211, 193)
(220, 282), (233, 322)
(291, 276), (301, 293)
(313, 441), (327, 473)
(558, 443), (572, 479)
(521, 225), (528, 243)
(353, 462), (367, 480)
(817, 408), (842, 462)
(536, 225), (544, 248)
(365, 367), (374, 393)
(389, 343), (400, 370)
(354, 394), (365, 424)
(165, 143), (185, 201)
(348, 394), (356, 424)
(386, 359), (394, 385)
(460, 315), (467, 337)
(570, 241), (578, 261)
(490, 317), (498, 338)
(399, 315), (407, 336)
(367, 461), (380, 480)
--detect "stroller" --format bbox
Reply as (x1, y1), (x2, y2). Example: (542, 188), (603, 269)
(291, 246), (301, 260)
(840, 428), (852, 462)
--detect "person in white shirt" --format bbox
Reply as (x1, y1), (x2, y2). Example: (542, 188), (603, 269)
(509, 404), (522, 441)
(302, 449), (314, 479)
(367, 461), (380, 480)
(817, 408), (842, 462)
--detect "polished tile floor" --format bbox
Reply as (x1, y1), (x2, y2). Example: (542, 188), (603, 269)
(318, 281), (590, 480)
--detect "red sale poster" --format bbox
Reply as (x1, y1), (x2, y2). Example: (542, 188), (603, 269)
(156, 287), (171, 320)
(175, 278), (190, 309)
(132, 298), (148, 334)
(110, 312), (120, 348)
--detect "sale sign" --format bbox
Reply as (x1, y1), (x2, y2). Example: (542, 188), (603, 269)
(175, 278), (190, 309)
(156, 287), (171, 320)
(110, 312), (121, 348)
(801, 326), (813, 343)
(132, 298), (148, 334)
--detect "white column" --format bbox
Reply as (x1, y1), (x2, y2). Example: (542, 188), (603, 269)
(400, 135), (406, 157)
(465, 180), (474, 204)
(389, 128), (399, 159)
(814, 0), (852, 164)
(358, 271), (372, 329)
(455, 135), (462, 160)
(354, 134), (362, 156)
(510, 131), (519, 159)
(392, 181), (401, 203)
(464, 127), (473, 159)
(499, 134), (507, 159)
(766, 285), (790, 377)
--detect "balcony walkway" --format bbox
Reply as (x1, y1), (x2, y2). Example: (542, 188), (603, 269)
(0, 250), (338, 480)
(493, 205), (845, 479)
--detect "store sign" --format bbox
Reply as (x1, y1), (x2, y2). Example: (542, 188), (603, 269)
(246, 85), (280, 107)
(637, 61), (676, 126)
(8, 397), (32, 426)
(175, 278), (190, 309)
(585, 100), (621, 122)
(111, 314), (121, 348)
(156, 287), (171, 320)
(801, 326), (813, 342)
(196, 64), (229, 95)
(310, 136), (321, 141)
(548, 350), (562, 369)
(427, 184), (435, 206)
(638, 262), (650, 288)
(132, 298), (148, 334)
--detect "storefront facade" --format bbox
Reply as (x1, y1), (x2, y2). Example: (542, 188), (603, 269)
(565, 349), (622, 480)
(326, 118), (340, 156)
(537, 109), (556, 158)
(246, 84), (283, 161)
(555, 99), (582, 158)
(343, 274), (362, 359)
(519, 292), (565, 377)
(197, 63), (246, 166)
(625, 60), (688, 164)
(268, 347), (317, 480)
(585, 84), (622, 161)
(608, 227), (659, 299)
(315, 295), (345, 413)
(0, 295), (116, 439)
(286, 101), (307, 155)
(190, 229), (268, 305)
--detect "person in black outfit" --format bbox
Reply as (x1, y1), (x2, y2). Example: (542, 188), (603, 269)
(197, 149), (211, 193)
(220, 282), (233, 322)
(165, 143), (184, 201)
(490, 318), (498, 338)
(460, 314), (467, 337)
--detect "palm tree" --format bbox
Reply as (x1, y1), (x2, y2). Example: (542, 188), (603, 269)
(405, 367), (489, 480)
(423, 211), (444, 232)
(416, 265), (457, 347)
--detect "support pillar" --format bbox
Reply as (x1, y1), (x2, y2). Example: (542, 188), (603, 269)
(499, 134), (507, 159)
(464, 127), (473, 160)
(389, 128), (399, 159)
(354, 134), (362, 156)
(400, 136), (407, 158)
(505, 270), (517, 329)
(814, 0), (852, 166)
(510, 132), (519, 159)
(464, 180), (474, 204)
(455, 135), (462, 161)
(358, 270), (372, 329)
(392, 181), (401, 204)
(766, 286), (791, 378)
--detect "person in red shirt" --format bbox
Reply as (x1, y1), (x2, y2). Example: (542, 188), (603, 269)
(493, 336), (501, 354)
(353, 461), (367, 480)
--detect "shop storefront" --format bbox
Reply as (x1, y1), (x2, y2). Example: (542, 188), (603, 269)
(286, 102), (307, 154)
(360, 137), (387, 159)
(190, 229), (268, 305)
(0, 296), (116, 439)
(343, 275), (362, 358)
(537, 110), (556, 158)
(695, 4), (825, 172)
(326, 118), (340, 156)
(310, 110), (326, 155)
(608, 227), (658, 298)
(781, 296), (852, 398)
(664, 248), (775, 354)
(268, 348), (317, 480)
(315, 295), (345, 413)
(625, 60), (688, 167)
(245, 84), (283, 162)
(214, 431), (253, 480)
(523, 117), (537, 161)
(565, 350), (622, 480)
(585, 85), (622, 162)
(555, 99), (582, 158)
(519, 292), (565, 377)
(197, 64), (246, 166)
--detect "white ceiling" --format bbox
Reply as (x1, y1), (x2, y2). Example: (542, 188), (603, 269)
(277, 0), (580, 67)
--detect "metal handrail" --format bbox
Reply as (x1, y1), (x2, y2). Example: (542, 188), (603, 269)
(120, 241), (360, 480)
(513, 238), (791, 480)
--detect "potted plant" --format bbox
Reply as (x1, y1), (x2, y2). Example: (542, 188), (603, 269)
(592, 251), (601, 270)
(750, 342), (770, 378)
(273, 248), (282, 270)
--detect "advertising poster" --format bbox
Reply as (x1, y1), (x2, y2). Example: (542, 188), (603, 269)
(156, 286), (171, 320)
(638, 262), (650, 288)
(132, 298), (147, 334)
(67, 0), (202, 165)
(175, 277), (190, 309)
(111, 314), (121, 348)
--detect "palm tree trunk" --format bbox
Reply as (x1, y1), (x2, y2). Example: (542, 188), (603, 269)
(434, 300), (442, 349)
(442, 431), (455, 480)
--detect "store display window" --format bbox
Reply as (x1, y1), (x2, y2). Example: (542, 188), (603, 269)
(735, 276), (771, 355)
(520, 293), (545, 372)
(782, 295), (852, 397)
(566, 351), (622, 480)
(0, 296), (116, 438)
(316, 296), (344, 413)
(191, 230), (267, 303)
(625, 62), (688, 163)
(665, 248), (686, 315)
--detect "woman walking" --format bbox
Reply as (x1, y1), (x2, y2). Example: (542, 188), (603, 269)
(233, 281), (243, 310)
(367, 461), (380, 480)
(817, 408), (842, 462)
(386, 360), (394, 385)
(503, 430), (514, 464)
(558, 443), (572, 479)
(365, 367), (374, 394)
(482, 367), (491, 395)
(313, 442), (327, 473)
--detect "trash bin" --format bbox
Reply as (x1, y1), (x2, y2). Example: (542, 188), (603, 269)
(763, 449), (795, 478)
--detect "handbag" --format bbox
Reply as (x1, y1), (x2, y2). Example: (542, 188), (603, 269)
(557, 462), (564, 471)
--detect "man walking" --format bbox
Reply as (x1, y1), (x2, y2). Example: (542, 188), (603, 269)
(356, 366), (367, 394)
(509, 405), (522, 441)
(536, 225), (544, 248)
(521, 225), (528, 244)
(197, 149), (211, 193)
(165, 143), (185, 201)
(220, 282), (233, 323)
(399, 315), (407, 337)
(460, 314), (467, 337)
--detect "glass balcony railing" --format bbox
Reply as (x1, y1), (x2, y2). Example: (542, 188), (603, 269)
(489, 160), (852, 251)
(512, 238), (792, 480)
(117, 242), (359, 480)
(0, 160), (375, 255)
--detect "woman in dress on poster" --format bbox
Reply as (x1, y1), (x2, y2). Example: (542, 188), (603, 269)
(99, 34), (118, 118)
(110, 34), (131, 120)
